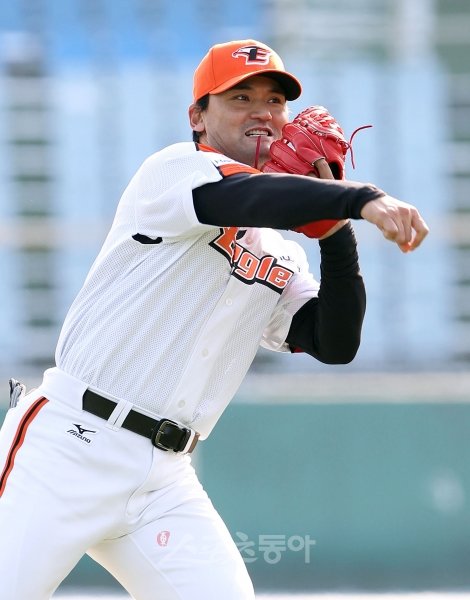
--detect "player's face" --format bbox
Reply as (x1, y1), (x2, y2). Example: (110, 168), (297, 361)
(190, 75), (289, 168)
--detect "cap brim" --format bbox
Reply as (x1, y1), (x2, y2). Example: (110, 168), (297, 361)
(210, 69), (302, 101)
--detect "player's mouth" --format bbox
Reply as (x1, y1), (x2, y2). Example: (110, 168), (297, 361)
(245, 128), (272, 138)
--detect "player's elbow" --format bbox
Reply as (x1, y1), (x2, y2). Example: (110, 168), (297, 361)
(323, 348), (359, 365)
(315, 336), (361, 365)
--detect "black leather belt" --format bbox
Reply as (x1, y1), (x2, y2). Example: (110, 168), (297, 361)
(82, 389), (199, 453)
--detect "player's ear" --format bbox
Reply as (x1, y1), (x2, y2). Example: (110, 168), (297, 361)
(188, 103), (206, 135)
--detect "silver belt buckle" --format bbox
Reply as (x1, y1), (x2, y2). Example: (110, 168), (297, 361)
(151, 419), (191, 453)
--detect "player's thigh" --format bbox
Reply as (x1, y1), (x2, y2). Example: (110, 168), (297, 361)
(0, 397), (86, 598)
(0, 512), (85, 600)
(89, 494), (255, 600)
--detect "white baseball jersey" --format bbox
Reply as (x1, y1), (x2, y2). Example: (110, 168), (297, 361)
(56, 142), (319, 438)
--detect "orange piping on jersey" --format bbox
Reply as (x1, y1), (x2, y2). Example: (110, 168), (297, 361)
(196, 143), (261, 176)
(0, 396), (49, 497)
(218, 163), (260, 177)
(196, 143), (224, 154)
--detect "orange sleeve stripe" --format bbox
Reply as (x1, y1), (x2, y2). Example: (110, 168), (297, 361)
(0, 396), (49, 497)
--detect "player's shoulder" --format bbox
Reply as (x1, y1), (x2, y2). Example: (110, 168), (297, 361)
(142, 142), (232, 165)
(142, 142), (198, 167)
(140, 142), (237, 170)
(139, 142), (259, 179)
(136, 142), (220, 184)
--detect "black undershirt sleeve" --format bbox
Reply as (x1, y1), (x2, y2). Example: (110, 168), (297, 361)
(285, 223), (366, 363)
(193, 172), (384, 228)
(193, 172), (368, 364)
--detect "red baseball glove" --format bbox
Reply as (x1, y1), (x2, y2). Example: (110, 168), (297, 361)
(262, 106), (370, 238)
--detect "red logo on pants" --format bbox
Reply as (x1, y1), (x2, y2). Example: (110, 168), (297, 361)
(156, 530), (170, 547)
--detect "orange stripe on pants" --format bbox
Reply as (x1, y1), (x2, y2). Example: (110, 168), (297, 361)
(0, 396), (49, 497)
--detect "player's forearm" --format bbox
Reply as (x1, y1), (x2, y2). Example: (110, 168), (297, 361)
(286, 224), (366, 363)
(193, 172), (384, 228)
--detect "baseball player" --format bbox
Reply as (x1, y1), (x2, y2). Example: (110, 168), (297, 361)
(0, 39), (428, 599)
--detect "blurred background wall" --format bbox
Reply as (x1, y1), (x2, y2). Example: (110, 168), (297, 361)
(1, 0), (469, 374)
(0, 0), (469, 594)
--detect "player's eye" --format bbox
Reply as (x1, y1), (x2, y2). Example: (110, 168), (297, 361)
(268, 96), (285, 104)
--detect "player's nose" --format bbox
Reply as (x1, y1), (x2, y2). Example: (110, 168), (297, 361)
(250, 103), (273, 121)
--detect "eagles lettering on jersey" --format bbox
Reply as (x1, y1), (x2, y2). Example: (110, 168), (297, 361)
(210, 227), (294, 293)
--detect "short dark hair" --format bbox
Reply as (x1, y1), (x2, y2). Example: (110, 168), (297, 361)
(192, 94), (210, 143)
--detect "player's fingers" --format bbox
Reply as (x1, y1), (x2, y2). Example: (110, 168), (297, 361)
(313, 158), (335, 180)
(381, 204), (420, 248)
(402, 211), (413, 245)
(408, 211), (430, 250)
(390, 210), (429, 252)
(395, 207), (429, 252)
(378, 216), (400, 243)
(379, 210), (410, 246)
(361, 196), (429, 251)
(391, 210), (412, 252)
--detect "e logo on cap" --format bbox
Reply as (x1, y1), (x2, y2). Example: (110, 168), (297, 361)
(232, 45), (271, 66)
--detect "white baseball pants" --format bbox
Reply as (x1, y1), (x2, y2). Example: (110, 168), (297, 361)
(0, 368), (254, 599)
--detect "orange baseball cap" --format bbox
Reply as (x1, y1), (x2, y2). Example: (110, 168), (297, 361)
(193, 39), (302, 102)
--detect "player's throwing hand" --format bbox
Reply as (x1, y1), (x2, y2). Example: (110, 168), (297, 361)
(360, 195), (429, 252)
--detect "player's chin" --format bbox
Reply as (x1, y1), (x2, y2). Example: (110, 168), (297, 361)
(246, 135), (271, 162)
